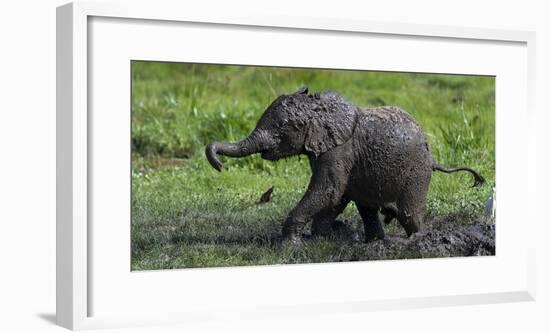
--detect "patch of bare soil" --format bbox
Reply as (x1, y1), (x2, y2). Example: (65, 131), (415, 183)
(336, 214), (495, 260)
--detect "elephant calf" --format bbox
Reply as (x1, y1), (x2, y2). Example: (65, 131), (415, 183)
(206, 86), (484, 243)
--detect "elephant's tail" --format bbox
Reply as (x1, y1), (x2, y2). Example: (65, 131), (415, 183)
(432, 163), (485, 188)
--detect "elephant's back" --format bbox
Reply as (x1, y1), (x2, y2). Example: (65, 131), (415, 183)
(355, 106), (430, 154)
(358, 106), (423, 134)
(349, 106), (433, 204)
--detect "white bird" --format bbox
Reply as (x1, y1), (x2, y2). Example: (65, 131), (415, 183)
(484, 187), (496, 218)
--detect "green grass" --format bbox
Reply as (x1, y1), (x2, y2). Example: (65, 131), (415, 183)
(131, 61), (495, 270)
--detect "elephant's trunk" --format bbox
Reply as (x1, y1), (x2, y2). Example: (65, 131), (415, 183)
(205, 133), (264, 172)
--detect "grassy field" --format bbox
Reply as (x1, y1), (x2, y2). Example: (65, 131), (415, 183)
(131, 61), (495, 270)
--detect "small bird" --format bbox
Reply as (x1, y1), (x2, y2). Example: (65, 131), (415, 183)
(256, 186), (274, 205)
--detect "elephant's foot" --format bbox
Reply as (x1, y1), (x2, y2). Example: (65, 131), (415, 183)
(381, 203), (398, 225)
(364, 224), (385, 242)
(311, 219), (334, 238)
(331, 220), (356, 240)
(396, 210), (421, 237)
(282, 222), (303, 246)
(311, 219), (356, 241)
(311, 197), (351, 238)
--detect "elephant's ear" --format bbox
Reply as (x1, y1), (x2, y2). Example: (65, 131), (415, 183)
(304, 95), (357, 157)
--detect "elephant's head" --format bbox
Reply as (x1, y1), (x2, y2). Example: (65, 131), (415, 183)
(205, 85), (358, 171)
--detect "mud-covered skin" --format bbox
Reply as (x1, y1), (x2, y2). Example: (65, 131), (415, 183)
(206, 86), (483, 243)
(348, 107), (432, 236)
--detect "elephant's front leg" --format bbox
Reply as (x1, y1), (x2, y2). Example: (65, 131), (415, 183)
(310, 197), (350, 237)
(282, 165), (348, 242)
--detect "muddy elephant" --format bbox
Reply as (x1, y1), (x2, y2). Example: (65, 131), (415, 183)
(205, 86), (484, 243)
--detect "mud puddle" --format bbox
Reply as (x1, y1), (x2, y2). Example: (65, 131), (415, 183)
(331, 214), (495, 260)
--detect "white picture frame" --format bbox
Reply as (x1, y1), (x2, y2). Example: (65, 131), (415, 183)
(57, 1), (537, 330)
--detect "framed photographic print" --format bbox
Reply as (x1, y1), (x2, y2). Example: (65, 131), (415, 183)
(57, 1), (536, 330)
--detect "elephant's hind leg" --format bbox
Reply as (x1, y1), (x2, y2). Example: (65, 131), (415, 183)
(311, 197), (351, 237)
(356, 204), (385, 242)
(395, 173), (429, 237)
(395, 205), (423, 237)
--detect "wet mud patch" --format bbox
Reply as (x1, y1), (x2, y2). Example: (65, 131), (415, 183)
(132, 211), (495, 270)
(331, 214), (495, 261)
